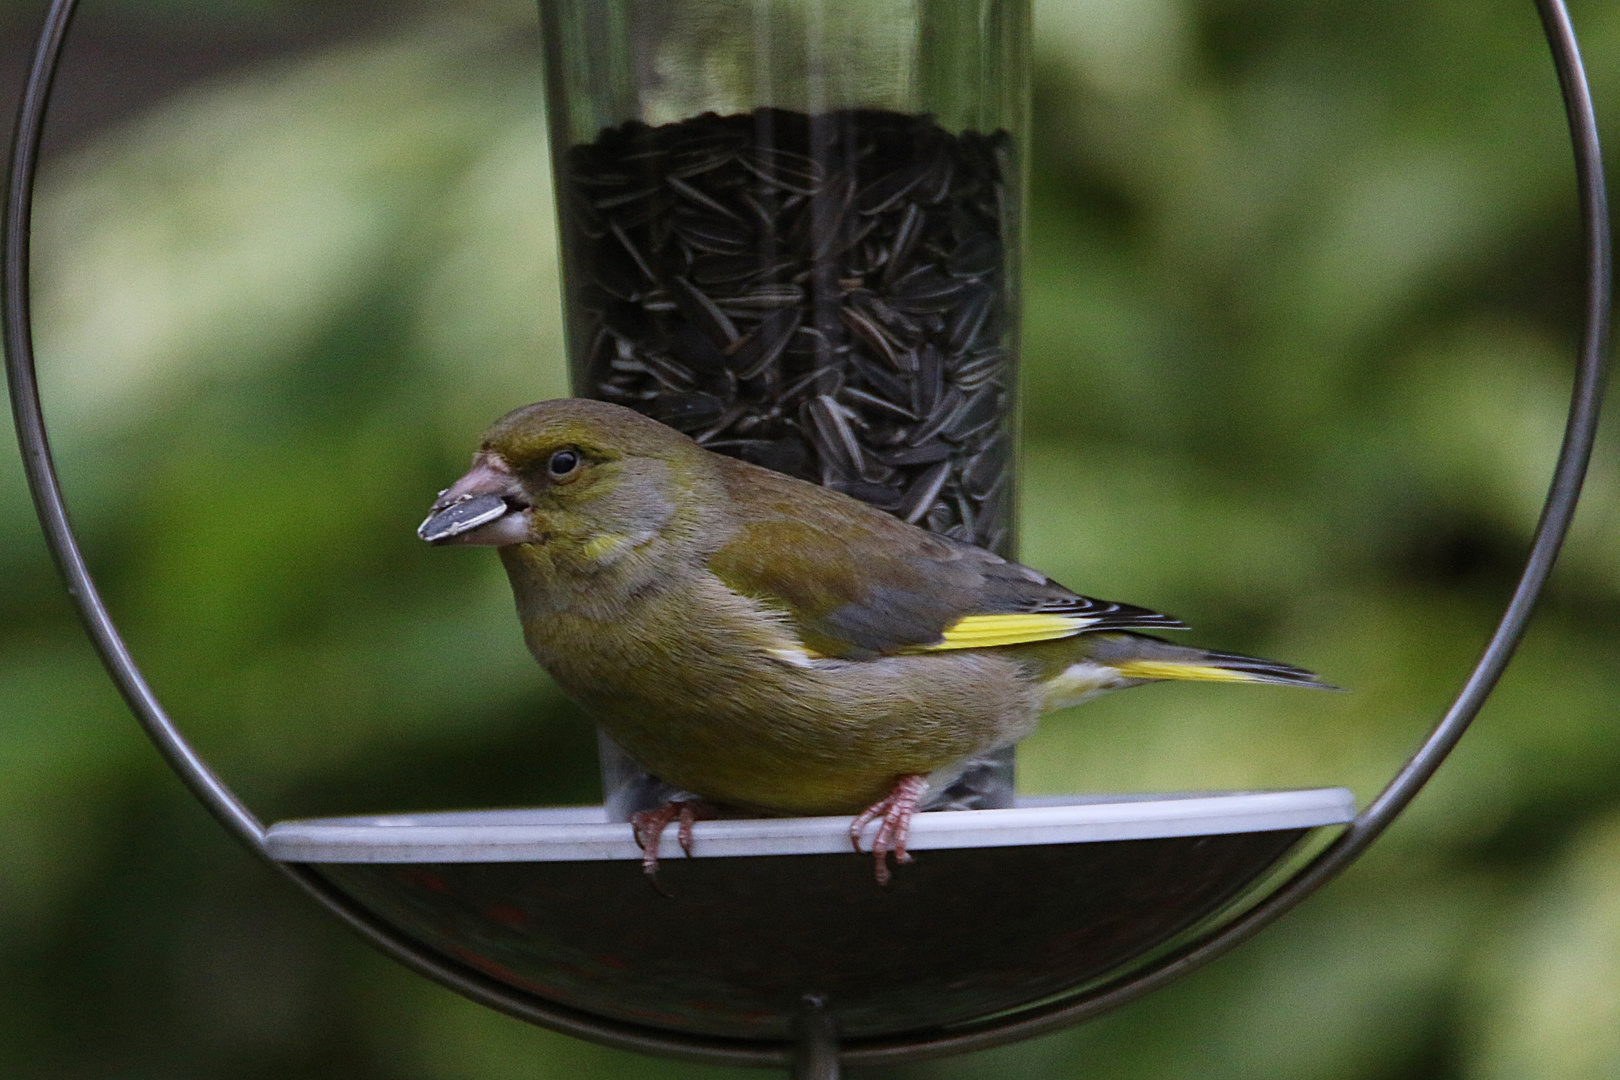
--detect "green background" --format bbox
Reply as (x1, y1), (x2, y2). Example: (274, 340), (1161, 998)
(2, 0), (1618, 1075)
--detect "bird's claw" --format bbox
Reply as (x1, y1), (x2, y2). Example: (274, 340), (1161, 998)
(849, 775), (928, 885)
(630, 798), (711, 877)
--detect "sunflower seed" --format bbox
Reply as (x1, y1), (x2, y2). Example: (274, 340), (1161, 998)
(953, 489), (977, 535)
(881, 202), (926, 288)
(962, 434), (1009, 498)
(599, 219), (654, 286)
(900, 461), (953, 524)
(826, 479), (905, 510)
(417, 494), (509, 544)
(843, 306), (910, 371)
(718, 284), (804, 310)
(725, 307), (801, 379)
(848, 351), (913, 406)
(803, 394), (865, 480)
(878, 440), (953, 466)
(670, 145), (738, 178)
(908, 387), (966, 446)
(947, 281), (996, 351)
(642, 392), (726, 431)
(735, 435), (812, 475)
(951, 345), (1006, 388)
(668, 324), (728, 377)
(913, 342), (946, 416)
(739, 147), (824, 194)
(641, 351), (698, 392)
(669, 277), (739, 345)
(944, 385), (1001, 443)
(842, 385), (917, 420)
(673, 216), (754, 256)
(667, 174), (743, 220)
(918, 155), (955, 205)
(890, 265), (966, 313)
(691, 253), (767, 286)
(857, 160), (934, 215)
(593, 186), (659, 210)
(948, 231), (1002, 278)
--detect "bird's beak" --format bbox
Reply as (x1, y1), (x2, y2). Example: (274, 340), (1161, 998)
(418, 455), (533, 546)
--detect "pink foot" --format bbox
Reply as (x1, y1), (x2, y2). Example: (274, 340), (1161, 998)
(849, 775), (929, 885)
(630, 799), (711, 876)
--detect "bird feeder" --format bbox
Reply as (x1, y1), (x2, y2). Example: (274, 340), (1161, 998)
(544, 0), (1033, 816)
(3, 1), (1608, 1077)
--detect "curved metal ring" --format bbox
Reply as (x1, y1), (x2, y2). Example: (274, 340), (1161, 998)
(4, 0), (1609, 1068)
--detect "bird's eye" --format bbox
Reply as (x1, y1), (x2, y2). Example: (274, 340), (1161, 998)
(547, 449), (581, 478)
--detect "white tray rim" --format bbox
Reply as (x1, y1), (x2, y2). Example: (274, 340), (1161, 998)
(266, 788), (1356, 864)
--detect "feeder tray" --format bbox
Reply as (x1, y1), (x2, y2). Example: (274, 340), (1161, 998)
(3, 0), (1608, 1075)
(266, 791), (1354, 1040)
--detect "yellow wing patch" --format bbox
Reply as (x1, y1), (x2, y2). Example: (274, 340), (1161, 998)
(1112, 660), (1265, 683)
(914, 612), (1090, 651)
(580, 532), (632, 562)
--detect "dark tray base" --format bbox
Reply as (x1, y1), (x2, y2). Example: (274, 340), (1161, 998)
(312, 828), (1305, 1039)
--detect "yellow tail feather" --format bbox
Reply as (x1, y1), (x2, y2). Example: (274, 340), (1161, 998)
(916, 613), (1087, 651)
(1113, 660), (1272, 683)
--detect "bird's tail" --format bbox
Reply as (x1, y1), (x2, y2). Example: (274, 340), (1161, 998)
(1085, 633), (1338, 690)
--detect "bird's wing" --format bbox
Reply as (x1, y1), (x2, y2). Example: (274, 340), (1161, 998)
(706, 459), (1184, 659)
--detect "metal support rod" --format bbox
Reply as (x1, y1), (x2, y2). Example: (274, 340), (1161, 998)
(792, 995), (841, 1080)
(2, 0), (1608, 1069)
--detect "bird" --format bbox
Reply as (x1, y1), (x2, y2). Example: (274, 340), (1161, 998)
(419, 398), (1334, 884)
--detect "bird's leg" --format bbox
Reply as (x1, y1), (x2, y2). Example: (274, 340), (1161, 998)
(849, 775), (929, 885)
(630, 798), (712, 876)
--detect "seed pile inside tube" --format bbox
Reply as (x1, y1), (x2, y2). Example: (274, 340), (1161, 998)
(562, 107), (1017, 556)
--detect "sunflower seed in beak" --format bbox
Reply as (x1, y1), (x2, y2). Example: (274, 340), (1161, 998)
(418, 494), (511, 544)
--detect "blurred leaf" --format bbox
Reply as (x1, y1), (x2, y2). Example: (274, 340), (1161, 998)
(1464, 812), (1620, 1080)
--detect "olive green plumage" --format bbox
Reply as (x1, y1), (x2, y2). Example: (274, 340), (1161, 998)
(423, 398), (1329, 816)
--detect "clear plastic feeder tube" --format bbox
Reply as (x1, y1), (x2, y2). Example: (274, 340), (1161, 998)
(539, 0), (1031, 818)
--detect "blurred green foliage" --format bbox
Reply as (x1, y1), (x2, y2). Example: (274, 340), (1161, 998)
(1, 0), (1617, 1076)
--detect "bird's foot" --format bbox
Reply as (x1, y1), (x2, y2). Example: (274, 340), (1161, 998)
(630, 798), (712, 876)
(849, 775), (929, 885)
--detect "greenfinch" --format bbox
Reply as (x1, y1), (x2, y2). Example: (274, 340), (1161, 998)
(420, 398), (1331, 883)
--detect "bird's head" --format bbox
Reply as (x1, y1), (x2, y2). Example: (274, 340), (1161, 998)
(419, 399), (708, 566)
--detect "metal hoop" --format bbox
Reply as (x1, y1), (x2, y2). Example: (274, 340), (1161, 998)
(4, 0), (1609, 1069)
